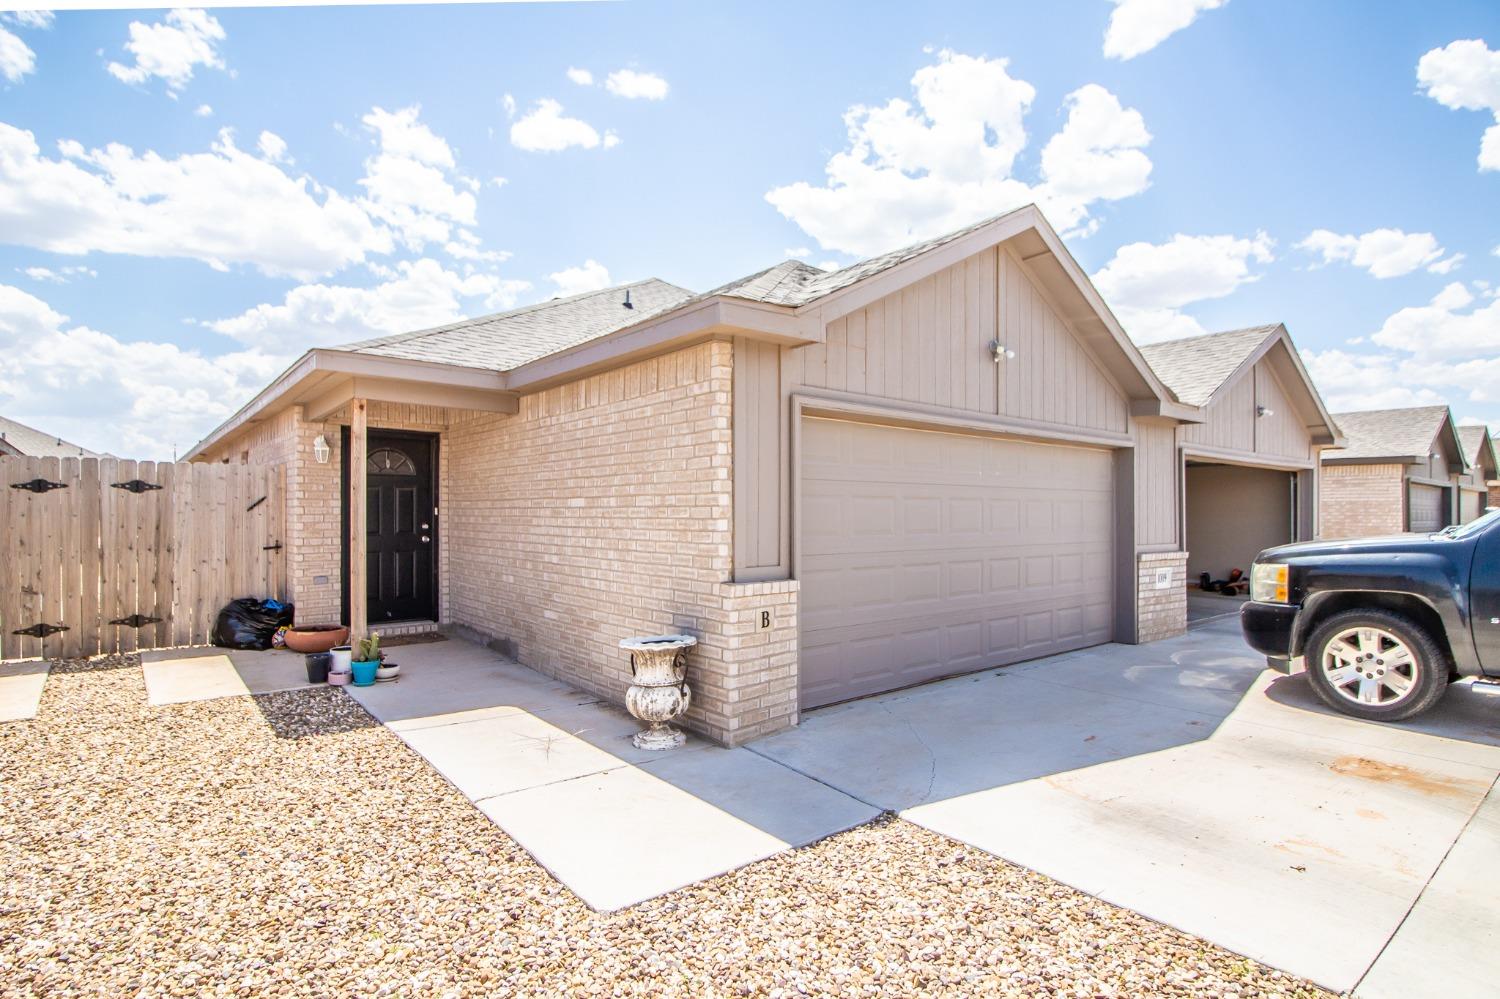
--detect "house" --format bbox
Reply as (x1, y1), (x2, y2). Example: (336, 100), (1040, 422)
(1457, 424), (1498, 521)
(186, 205), (1340, 746)
(1320, 405), (1468, 538)
(0, 415), (98, 459)
(1138, 325), (1341, 586)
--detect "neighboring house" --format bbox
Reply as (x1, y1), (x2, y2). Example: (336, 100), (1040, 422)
(0, 415), (98, 459)
(1320, 406), (1468, 538)
(1457, 424), (1498, 521)
(1139, 325), (1342, 585)
(186, 205), (1340, 746)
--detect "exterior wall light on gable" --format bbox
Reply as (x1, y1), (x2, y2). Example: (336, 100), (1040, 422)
(312, 434), (331, 464)
(989, 339), (1016, 363)
(1256, 405), (1274, 418)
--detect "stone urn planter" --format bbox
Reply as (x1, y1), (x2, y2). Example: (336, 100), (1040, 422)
(619, 634), (696, 750)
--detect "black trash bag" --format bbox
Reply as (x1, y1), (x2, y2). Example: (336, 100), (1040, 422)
(212, 597), (295, 651)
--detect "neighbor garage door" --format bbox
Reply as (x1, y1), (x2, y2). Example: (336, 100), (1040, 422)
(1408, 483), (1446, 533)
(799, 417), (1115, 709)
(1461, 488), (1484, 523)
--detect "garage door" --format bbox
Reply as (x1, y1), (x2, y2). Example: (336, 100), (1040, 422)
(1460, 488), (1484, 523)
(1408, 483), (1446, 533)
(799, 418), (1115, 709)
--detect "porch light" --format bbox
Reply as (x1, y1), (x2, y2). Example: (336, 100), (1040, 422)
(312, 434), (331, 464)
(989, 339), (1016, 363)
(1256, 405), (1274, 418)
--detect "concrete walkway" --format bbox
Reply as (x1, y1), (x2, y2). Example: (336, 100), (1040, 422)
(751, 617), (1500, 997)
(142, 646), (313, 705)
(0, 659), (50, 721)
(345, 639), (877, 911)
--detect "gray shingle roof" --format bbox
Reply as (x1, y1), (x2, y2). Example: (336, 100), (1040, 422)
(1136, 325), (1280, 407)
(0, 415), (98, 458)
(343, 278), (696, 371)
(1325, 406), (1454, 462)
(1458, 425), (1496, 471)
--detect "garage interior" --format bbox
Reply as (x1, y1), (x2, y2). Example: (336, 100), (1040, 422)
(1184, 461), (1297, 621)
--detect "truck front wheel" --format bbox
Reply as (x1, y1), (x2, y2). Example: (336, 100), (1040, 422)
(1304, 609), (1449, 722)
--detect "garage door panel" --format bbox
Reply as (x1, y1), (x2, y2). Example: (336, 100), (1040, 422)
(1409, 484), (1444, 533)
(801, 419), (1116, 709)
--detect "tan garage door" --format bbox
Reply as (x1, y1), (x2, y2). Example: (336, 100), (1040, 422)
(799, 418), (1115, 709)
(1460, 488), (1485, 523)
(1408, 483), (1446, 533)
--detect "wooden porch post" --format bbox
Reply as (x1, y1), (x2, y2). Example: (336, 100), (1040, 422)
(349, 398), (368, 645)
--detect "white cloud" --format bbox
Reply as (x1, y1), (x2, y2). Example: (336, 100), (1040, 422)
(107, 8), (227, 95)
(1304, 349), (1450, 413)
(501, 93), (516, 118)
(1417, 38), (1500, 171)
(207, 257), (530, 353)
(765, 50), (1151, 257)
(510, 98), (609, 152)
(20, 265), (96, 283)
(194, 103), (213, 117)
(0, 25), (36, 82)
(1103, 0), (1228, 60)
(5, 12), (54, 30)
(0, 121), (389, 278)
(0, 282), (283, 458)
(784, 247), (811, 258)
(1370, 281), (1500, 358)
(605, 69), (669, 100)
(566, 67), (593, 86)
(256, 130), (289, 163)
(548, 259), (611, 297)
(1092, 231), (1275, 343)
(1296, 228), (1455, 279)
(360, 105), (454, 168)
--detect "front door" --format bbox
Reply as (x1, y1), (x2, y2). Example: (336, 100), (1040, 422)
(343, 430), (437, 623)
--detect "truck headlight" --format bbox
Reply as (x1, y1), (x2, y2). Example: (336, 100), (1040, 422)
(1250, 563), (1289, 603)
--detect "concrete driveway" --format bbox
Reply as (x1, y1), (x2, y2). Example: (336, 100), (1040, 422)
(751, 616), (1500, 997)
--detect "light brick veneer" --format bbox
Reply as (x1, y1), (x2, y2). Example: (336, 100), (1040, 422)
(1136, 551), (1188, 643)
(1320, 463), (1405, 539)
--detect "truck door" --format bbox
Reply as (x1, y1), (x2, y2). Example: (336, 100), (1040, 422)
(1470, 525), (1500, 674)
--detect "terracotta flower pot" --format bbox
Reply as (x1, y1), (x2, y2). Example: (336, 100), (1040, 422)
(283, 625), (350, 654)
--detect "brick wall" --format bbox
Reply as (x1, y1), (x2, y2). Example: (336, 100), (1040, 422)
(1320, 462), (1405, 539)
(1136, 551), (1187, 643)
(442, 341), (796, 746)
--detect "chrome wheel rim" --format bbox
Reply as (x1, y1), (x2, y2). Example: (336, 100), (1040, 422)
(1320, 627), (1418, 707)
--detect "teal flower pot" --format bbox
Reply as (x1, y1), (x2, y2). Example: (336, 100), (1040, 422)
(350, 659), (379, 687)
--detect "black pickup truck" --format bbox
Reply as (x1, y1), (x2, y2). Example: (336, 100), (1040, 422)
(1240, 509), (1500, 721)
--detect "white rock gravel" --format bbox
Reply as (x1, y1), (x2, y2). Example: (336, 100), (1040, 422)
(0, 655), (1333, 998)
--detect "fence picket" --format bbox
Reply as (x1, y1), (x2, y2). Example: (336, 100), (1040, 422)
(58, 457), (81, 659)
(153, 463), (174, 649)
(17, 457), (43, 660)
(79, 458), (100, 658)
(0, 462), (14, 661)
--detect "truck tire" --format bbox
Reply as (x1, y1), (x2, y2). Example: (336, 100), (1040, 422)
(1304, 609), (1449, 722)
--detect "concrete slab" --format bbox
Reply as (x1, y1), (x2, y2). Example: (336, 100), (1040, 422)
(751, 616), (1500, 993)
(479, 748), (878, 911)
(141, 646), (313, 699)
(0, 660), (49, 722)
(1357, 782), (1500, 999)
(143, 654), (251, 706)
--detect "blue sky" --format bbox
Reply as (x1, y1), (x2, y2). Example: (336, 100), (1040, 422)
(1, 0), (1498, 458)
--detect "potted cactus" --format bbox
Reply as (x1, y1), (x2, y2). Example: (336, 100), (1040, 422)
(350, 633), (381, 687)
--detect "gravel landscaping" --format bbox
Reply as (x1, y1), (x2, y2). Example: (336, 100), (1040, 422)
(1, 654), (1333, 998)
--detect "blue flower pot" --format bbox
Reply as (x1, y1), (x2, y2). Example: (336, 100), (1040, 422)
(350, 659), (379, 687)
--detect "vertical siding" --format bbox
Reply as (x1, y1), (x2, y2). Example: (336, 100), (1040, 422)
(733, 337), (784, 577)
(1133, 419), (1179, 548)
(785, 247), (1127, 436)
(1184, 374), (1255, 452)
(1253, 361), (1314, 461)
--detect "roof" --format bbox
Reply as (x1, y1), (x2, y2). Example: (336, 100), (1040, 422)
(0, 415), (98, 458)
(342, 278), (696, 372)
(1458, 424), (1497, 472)
(1324, 406), (1458, 463)
(1136, 325), (1282, 407)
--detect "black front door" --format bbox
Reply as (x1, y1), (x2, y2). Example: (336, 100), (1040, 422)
(343, 429), (437, 623)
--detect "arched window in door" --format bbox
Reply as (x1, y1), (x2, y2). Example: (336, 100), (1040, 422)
(367, 447), (416, 475)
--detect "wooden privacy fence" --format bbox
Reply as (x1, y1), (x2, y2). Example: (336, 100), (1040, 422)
(0, 456), (287, 661)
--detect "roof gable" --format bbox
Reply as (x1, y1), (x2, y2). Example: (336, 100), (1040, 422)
(0, 415), (98, 458)
(1325, 406), (1462, 464)
(1459, 425), (1498, 476)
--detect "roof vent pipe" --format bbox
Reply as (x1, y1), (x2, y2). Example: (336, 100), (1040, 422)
(623, 289), (633, 309)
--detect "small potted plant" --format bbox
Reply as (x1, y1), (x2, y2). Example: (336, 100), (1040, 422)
(375, 647), (401, 683)
(350, 633), (381, 687)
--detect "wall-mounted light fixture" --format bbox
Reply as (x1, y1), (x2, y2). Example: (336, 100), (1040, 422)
(1256, 405), (1274, 418)
(988, 339), (1016, 363)
(312, 434), (331, 464)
